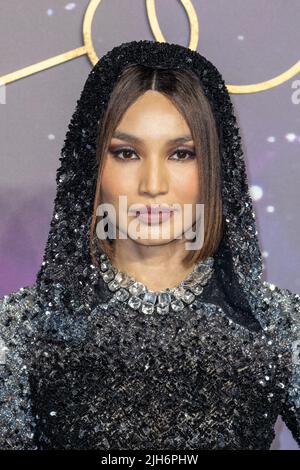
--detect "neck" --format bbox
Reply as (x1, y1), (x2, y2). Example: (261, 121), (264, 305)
(109, 241), (196, 291)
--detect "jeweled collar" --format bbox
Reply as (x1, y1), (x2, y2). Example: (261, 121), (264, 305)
(98, 253), (214, 315)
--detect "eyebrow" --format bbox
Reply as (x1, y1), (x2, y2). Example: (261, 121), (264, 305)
(112, 130), (193, 145)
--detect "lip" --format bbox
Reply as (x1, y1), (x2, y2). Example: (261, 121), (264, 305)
(136, 210), (174, 225)
(128, 204), (177, 225)
(129, 204), (177, 215)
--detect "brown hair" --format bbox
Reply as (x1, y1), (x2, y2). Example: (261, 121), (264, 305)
(89, 64), (223, 268)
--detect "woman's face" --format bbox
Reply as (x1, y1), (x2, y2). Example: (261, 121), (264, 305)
(100, 90), (201, 247)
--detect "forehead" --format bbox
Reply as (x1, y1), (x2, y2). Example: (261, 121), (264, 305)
(114, 91), (192, 141)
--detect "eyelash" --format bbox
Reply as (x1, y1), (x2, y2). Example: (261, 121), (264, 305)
(109, 147), (196, 162)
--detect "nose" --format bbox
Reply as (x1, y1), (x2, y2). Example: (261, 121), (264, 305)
(138, 156), (169, 197)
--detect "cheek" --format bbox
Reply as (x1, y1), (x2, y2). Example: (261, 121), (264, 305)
(100, 160), (134, 204)
(173, 166), (200, 203)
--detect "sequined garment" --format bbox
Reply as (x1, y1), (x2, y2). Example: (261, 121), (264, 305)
(0, 40), (300, 450)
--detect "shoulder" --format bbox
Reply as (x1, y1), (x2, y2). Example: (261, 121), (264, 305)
(248, 280), (299, 341)
(0, 283), (38, 311)
(260, 280), (300, 328)
(258, 280), (300, 351)
(264, 280), (300, 303)
(0, 284), (38, 334)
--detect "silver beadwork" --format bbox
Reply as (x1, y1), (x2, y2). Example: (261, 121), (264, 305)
(98, 253), (214, 315)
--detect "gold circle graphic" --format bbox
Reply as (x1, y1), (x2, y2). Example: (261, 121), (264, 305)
(1, 0), (300, 94)
(83, 0), (199, 66)
(82, 0), (300, 93)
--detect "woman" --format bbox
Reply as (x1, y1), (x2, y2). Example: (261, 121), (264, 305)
(0, 40), (299, 450)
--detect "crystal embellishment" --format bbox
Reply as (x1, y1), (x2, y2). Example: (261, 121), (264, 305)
(98, 253), (214, 315)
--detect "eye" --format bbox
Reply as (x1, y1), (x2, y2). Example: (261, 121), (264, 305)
(109, 148), (139, 161)
(169, 149), (196, 161)
(109, 147), (196, 162)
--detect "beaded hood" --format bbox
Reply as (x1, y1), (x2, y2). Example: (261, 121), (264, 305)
(36, 39), (266, 319)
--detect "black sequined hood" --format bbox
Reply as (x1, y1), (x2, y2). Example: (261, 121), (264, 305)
(35, 39), (264, 322)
